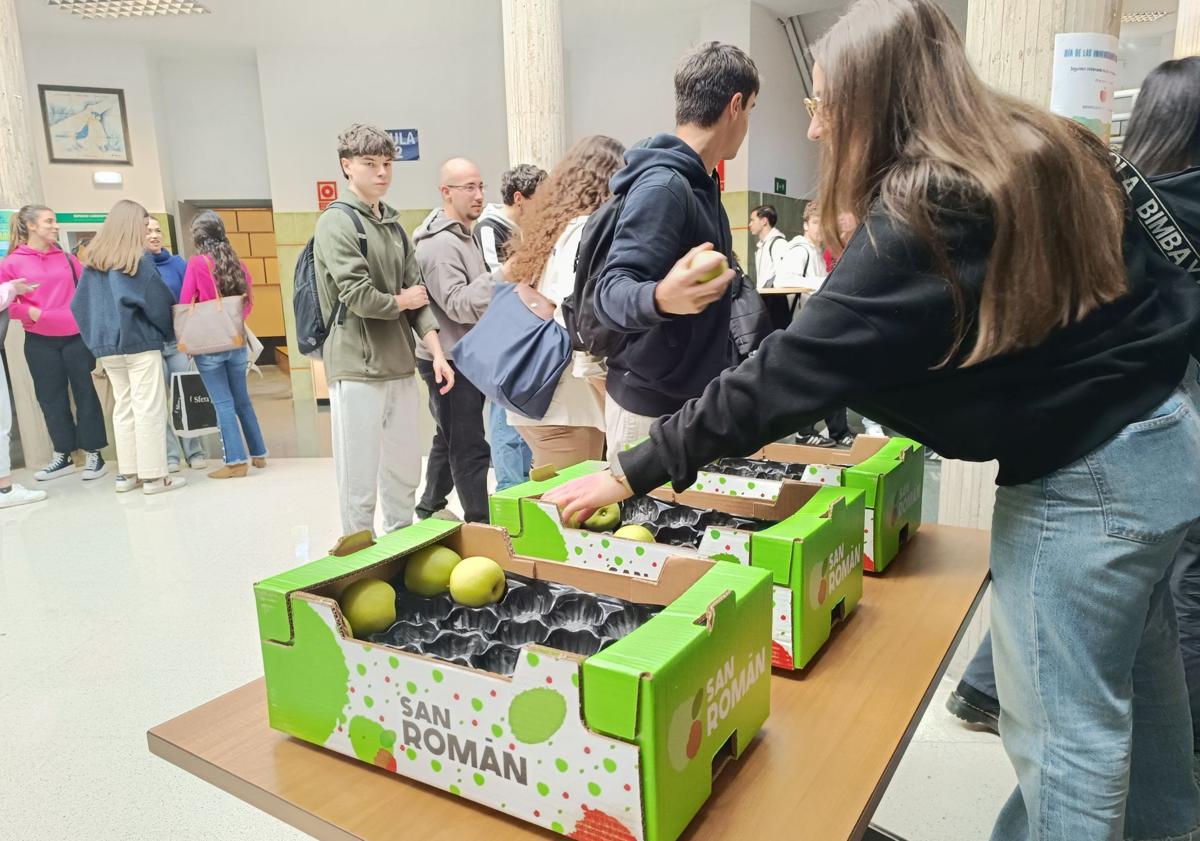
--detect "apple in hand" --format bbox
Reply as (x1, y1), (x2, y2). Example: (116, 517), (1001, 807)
(689, 251), (728, 284)
(582, 504), (621, 532)
(404, 544), (463, 596)
(340, 577), (397, 636)
(449, 556), (508, 607)
(614, 524), (655, 542)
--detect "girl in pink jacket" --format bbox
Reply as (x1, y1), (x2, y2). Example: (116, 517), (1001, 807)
(0, 205), (109, 482)
(0, 279), (49, 508)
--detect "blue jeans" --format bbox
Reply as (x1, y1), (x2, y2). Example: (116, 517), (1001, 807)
(193, 347), (266, 466)
(488, 400), (531, 492)
(162, 343), (206, 464)
(989, 361), (1200, 841)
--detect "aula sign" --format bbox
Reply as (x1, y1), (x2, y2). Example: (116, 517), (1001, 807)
(387, 129), (420, 162)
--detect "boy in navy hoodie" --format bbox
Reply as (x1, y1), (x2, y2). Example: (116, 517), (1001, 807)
(593, 42), (757, 459)
(144, 216), (207, 472)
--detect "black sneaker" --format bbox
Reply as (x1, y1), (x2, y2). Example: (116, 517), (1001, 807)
(34, 451), (75, 481)
(946, 682), (1000, 735)
(834, 435), (857, 448)
(795, 434), (836, 448)
(82, 451), (108, 481)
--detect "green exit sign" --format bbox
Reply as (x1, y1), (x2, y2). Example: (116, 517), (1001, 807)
(773, 177), (787, 195)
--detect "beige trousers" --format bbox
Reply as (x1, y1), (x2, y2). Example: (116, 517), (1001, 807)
(516, 424), (606, 472)
(604, 397), (657, 464)
(100, 350), (169, 480)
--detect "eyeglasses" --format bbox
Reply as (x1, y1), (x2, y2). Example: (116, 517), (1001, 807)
(446, 183), (486, 195)
(804, 96), (822, 118)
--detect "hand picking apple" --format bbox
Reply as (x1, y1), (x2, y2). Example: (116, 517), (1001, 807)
(543, 471), (634, 533)
(653, 243), (735, 315)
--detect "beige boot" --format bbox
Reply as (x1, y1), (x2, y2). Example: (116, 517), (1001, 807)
(209, 463), (249, 479)
(252, 457), (267, 469)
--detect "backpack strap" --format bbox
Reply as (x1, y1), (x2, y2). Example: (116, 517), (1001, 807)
(1111, 151), (1200, 281)
(325, 201), (369, 328)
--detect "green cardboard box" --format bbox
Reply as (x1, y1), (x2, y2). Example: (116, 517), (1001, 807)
(724, 435), (924, 573)
(490, 462), (865, 671)
(255, 520), (771, 841)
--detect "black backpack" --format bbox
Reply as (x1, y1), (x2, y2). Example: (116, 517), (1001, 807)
(727, 258), (775, 361)
(293, 202), (409, 358)
(559, 195), (630, 358)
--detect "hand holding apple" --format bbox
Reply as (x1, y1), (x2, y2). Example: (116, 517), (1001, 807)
(653, 243), (734, 316)
(543, 471), (633, 533)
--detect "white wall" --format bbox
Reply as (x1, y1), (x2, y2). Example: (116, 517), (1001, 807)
(152, 54), (272, 204)
(22, 40), (168, 212)
(748, 1), (819, 198)
(255, 6), (509, 213)
(562, 1), (700, 149)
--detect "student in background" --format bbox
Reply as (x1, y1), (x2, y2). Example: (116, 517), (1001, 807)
(413, 158), (501, 522)
(180, 211), (267, 480)
(71, 200), (183, 495)
(314, 123), (452, 536)
(474, 164), (547, 271)
(777, 201), (828, 288)
(144, 216), (206, 472)
(474, 164), (547, 493)
(504, 135), (627, 468)
(0, 205), (108, 482)
(0, 278), (48, 508)
(749, 204), (787, 289)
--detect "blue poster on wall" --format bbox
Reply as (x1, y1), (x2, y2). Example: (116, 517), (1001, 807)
(387, 129), (419, 162)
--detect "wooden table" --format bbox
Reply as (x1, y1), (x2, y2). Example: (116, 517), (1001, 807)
(757, 286), (818, 295)
(148, 524), (990, 841)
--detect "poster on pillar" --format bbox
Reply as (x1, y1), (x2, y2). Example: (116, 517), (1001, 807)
(1050, 33), (1119, 142)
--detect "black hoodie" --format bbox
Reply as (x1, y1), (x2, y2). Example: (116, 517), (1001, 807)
(593, 133), (735, 417)
(619, 189), (1200, 495)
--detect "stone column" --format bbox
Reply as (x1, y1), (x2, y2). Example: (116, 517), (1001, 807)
(0, 0), (53, 469)
(1177, 0), (1200, 57)
(500, 0), (567, 171)
(938, 0), (1122, 530)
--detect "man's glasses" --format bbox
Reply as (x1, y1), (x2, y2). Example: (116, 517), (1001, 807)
(446, 183), (486, 195)
(804, 96), (822, 118)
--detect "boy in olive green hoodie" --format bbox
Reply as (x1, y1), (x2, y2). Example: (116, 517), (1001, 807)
(314, 123), (454, 536)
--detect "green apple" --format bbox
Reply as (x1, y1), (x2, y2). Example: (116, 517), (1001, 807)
(583, 504), (621, 532)
(404, 544), (463, 596)
(690, 251), (728, 284)
(614, 524), (655, 542)
(449, 555), (508, 607)
(340, 577), (397, 636)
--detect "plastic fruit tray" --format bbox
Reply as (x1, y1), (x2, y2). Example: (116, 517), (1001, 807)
(618, 495), (766, 550)
(369, 572), (660, 675)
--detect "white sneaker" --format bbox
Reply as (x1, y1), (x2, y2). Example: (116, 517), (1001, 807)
(34, 451), (75, 481)
(0, 484), (48, 509)
(144, 476), (187, 495)
(82, 451), (108, 481)
(115, 474), (142, 493)
(167, 461), (181, 474)
(188, 455), (207, 470)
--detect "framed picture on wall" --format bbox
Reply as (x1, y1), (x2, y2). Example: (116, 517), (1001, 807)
(38, 84), (132, 165)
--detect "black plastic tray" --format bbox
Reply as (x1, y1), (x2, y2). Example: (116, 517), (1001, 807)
(703, 456), (813, 481)
(369, 572), (661, 676)
(618, 496), (766, 550)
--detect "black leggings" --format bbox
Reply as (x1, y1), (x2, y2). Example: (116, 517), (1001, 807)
(23, 333), (107, 454)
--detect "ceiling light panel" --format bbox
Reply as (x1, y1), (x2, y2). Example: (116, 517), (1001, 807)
(47, 0), (211, 19)
(1120, 11), (1171, 23)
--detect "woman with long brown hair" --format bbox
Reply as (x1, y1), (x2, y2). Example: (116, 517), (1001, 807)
(71, 200), (183, 495)
(503, 135), (626, 469)
(544, 1), (1200, 837)
(179, 210), (267, 479)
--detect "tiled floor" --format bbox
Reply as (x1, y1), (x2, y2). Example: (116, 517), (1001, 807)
(0, 373), (1014, 840)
